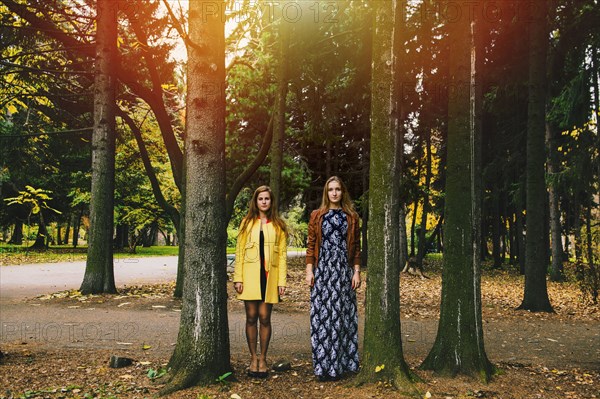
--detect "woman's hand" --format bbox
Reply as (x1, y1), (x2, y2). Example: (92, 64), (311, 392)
(234, 282), (243, 294)
(278, 286), (286, 296)
(351, 269), (361, 290)
(306, 265), (314, 287)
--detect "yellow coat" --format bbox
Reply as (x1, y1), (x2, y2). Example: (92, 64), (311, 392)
(233, 219), (287, 303)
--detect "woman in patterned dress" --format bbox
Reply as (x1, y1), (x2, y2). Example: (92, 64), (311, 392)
(233, 186), (288, 378)
(305, 176), (361, 381)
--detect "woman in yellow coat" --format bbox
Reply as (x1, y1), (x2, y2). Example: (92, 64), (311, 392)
(233, 185), (287, 378)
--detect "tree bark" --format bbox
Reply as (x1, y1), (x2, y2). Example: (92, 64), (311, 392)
(72, 208), (83, 248)
(421, 14), (493, 380)
(56, 223), (62, 246)
(63, 216), (71, 245)
(518, 0), (553, 312)
(162, 1), (231, 392)
(359, 0), (414, 390)
(585, 205), (598, 303)
(269, 18), (288, 207)
(80, 0), (117, 295)
(417, 128), (432, 266)
(491, 186), (502, 268)
(515, 193), (526, 273)
(9, 220), (23, 245)
(30, 213), (49, 249)
(399, 205), (409, 267)
(410, 146), (422, 257)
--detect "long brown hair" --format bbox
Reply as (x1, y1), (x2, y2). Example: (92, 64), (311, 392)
(319, 176), (357, 216)
(239, 185), (288, 237)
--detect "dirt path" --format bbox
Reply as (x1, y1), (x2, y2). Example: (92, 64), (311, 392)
(1, 300), (598, 372)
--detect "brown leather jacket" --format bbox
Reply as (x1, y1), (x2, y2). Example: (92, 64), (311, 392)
(305, 208), (361, 267)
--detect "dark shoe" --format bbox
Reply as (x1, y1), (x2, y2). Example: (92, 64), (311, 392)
(254, 370), (269, 379)
(316, 374), (339, 382)
(247, 370), (258, 378)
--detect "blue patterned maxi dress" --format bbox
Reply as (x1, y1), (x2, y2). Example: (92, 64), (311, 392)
(310, 209), (359, 378)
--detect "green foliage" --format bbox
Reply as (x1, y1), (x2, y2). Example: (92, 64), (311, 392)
(283, 197), (308, 247)
(215, 371), (232, 386)
(4, 185), (61, 216)
(227, 225), (239, 248)
(146, 367), (167, 380)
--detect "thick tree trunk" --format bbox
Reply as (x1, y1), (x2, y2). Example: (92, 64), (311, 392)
(421, 16), (493, 380)
(9, 220), (23, 245)
(30, 213), (49, 249)
(80, 0), (117, 295)
(162, 1), (231, 392)
(269, 18), (288, 206)
(518, 0), (553, 312)
(359, 0), (413, 390)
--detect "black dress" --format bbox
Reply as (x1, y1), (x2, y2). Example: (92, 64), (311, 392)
(310, 209), (359, 378)
(259, 230), (266, 301)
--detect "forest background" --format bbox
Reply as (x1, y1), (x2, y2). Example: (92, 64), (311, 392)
(0, 0), (599, 396)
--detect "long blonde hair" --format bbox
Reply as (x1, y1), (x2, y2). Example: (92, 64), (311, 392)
(319, 176), (357, 217)
(239, 185), (288, 236)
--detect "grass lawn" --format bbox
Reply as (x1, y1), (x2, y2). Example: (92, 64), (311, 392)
(0, 244), (306, 265)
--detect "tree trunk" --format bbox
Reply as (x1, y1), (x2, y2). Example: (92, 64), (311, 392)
(114, 224), (125, 250)
(410, 146), (422, 257)
(481, 212), (489, 261)
(9, 220), (23, 245)
(174, 165), (186, 298)
(56, 223), (62, 245)
(30, 213), (49, 249)
(562, 210), (570, 260)
(63, 216), (71, 245)
(508, 212), (515, 265)
(421, 15), (493, 380)
(269, 18), (288, 207)
(491, 187), (502, 268)
(585, 206), (598, 303)
(80, 0), (117, 295)
(73, 208), (83, 248)
(162, 1), (231, 392)
(518, 0), (553, 312)
(515, 195), (526, 273)
(417, 128), (432, 266)
(359, 0), (413, 390)
(361, 130), (370, 269)
(399, 205), (409, 267)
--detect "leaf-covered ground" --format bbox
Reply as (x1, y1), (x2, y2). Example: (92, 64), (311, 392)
(1, 257), (598, 399)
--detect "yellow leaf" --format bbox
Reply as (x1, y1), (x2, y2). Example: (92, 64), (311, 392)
(375, 364), (385, 373)
(142, 344), (152, 350)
